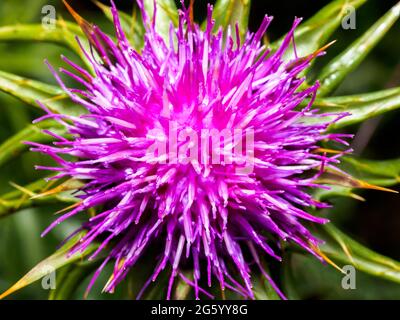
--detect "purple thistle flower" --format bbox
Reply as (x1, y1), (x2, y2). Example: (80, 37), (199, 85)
(30, 0), (351, 299)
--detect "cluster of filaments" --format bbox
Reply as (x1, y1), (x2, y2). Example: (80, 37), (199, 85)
(31, 2), (348, 299)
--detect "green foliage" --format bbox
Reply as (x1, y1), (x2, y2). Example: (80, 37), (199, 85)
(0, 22), (87, 64)
(320, 224), (400, 284)
(0, 70), (84, 115)
(314, 87), (400, 129)
(317, 2), (400, 96)
(0, 231), (98, 299)
(271, 0), (367, 64)
(0, 121), (63, 167)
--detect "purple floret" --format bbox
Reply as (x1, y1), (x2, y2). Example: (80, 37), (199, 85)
(30, 0), (350, 299)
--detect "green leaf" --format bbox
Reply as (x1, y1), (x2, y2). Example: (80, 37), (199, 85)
(0, 0), (49, 24)
(0, 21), (87, 62)
(314, 185), (363, 202)
(143, 0), (178, 43)
(94, 1), (145, 50)
(0, 192), (76, 219)
(0, 231), (98, 299)
(315, 86), (400, 105)
(48, 261), (99, 300)
(342, 157), (400, 182)
(271, 0), (366, 62)
(1, 176), (53, 201)
(0, 120), (65, 167)
(319, 224), (400, 284)
(0, 70), (84, 115)
(315, 167), (396, 191)
(0, 178), (80, 219)
(308, 87), (400, 130)
(207, 0), (251, 42)
(283, 252), (400, 299)
(313, 156), (399, 201)
(317, 2), (400, 97)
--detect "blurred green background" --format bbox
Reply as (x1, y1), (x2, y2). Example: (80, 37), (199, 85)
(0, 0), (399, 299)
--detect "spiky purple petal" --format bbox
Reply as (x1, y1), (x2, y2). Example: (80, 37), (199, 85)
(30, 0), (351, 299)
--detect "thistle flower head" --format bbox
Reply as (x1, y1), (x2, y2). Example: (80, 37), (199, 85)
(31, 0), (350, 299)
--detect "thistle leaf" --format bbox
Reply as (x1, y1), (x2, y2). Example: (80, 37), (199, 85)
(271, 0), (366, 62)
(0, 21), (87, 63)
(342, 157), (400, 182)
(319, 224), (400, 284)
(317, 2), (400, 97)
(0, 178), (79, 219)
(48, 261), (99, 300)
(315, 168), (397, 192)
(313, 155), (400, 201)
(0, 70), (84, 115)
(314, 86), (400, 106)
(0, 120), (65, 167)
(1, 175), (60, 201)
(143, 0), (178, 42)
(206, 0), (251, 42)
(314, 185), (366, 202)
(0, 231), (98, 299)
(309, 87), (400, 130)
(334, 91), (400, 129)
